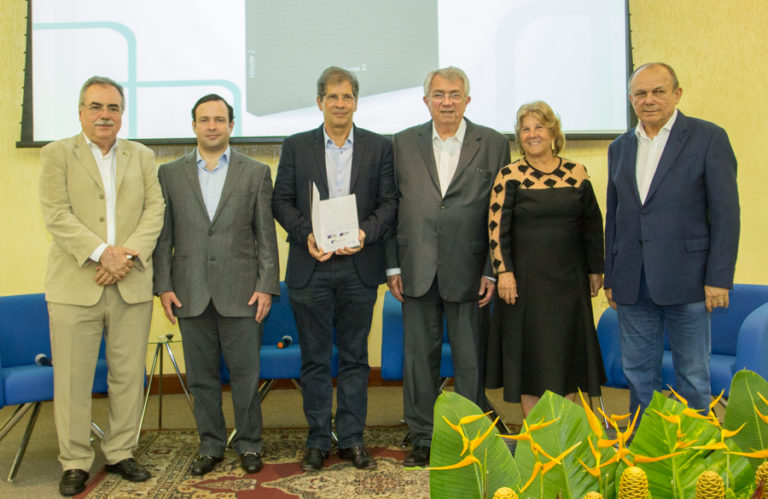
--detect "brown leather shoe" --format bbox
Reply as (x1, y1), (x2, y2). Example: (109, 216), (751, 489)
(104, 458), (150, 482)
(59, 469), (89, 496)
(338, 444), (377, 469)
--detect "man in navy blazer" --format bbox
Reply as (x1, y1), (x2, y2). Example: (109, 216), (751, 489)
(604, 62), (740, 415)
(272, 67), (397, 471)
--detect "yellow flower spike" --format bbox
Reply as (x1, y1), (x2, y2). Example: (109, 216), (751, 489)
(674, 439), (698, 450)
(721, 422), (746, 439)
(676, 429), (686, 440)
(710, 390), (725, 409)
(469, 417), (498, 453)
(729, 449), (768, 459)
(587, 437), (602, 460)
(652, 410), (681, 425)
(681, 407), (710, 420)
(499, 433), (531, 442)
(519, 461), (543, 493)
(625, 406), (642, 437)
(668, 386), (689, 406)
(633, 451), (686, 464)
(457, 412), (493, 426)
(579, 459), (602, 477)
(526, 417), (560, 432)
(693, 442), (728, 451)
(530, 441), (558, 461)
(597, 438), (619, 448)
(757, 392), (768, 408)
(441, 415), (470, 455)
(442, 416), (464, 435)
(542, 442), (581, 473)
(427, 454), (481, 470)
(579, 389), (606, 437)
(754, 405), (768, 425)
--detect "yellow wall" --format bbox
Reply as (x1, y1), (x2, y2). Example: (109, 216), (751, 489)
(2, 1), (766, 371)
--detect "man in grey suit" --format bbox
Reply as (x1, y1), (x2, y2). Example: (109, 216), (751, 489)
(273, 67), (397, 471)
(153, 94), (279, 476)
(386, 67), (510, 466)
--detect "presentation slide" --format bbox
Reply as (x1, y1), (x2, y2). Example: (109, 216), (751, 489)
(32, 0), (628, 142)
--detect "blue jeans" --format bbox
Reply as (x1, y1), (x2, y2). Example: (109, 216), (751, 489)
(288, 257), (377, 451)
(617, 273), (711, 415)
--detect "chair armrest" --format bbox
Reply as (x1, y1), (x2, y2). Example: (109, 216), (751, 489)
(380, 291), (404, 380)
(596, 307), (627, 388)
(734, 303), (768, 380)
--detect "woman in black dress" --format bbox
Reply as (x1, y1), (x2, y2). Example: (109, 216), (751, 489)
(486, 101), (606, 417)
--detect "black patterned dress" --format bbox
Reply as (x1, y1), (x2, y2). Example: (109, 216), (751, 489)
(486, 157), (606, 402)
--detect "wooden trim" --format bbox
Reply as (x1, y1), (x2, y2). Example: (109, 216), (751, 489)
(142, 367), (409, 395)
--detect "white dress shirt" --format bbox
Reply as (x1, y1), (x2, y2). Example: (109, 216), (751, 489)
(635, 109), (678, 203)
(432, 118), (466, 197)
(86, 135), (117, 262)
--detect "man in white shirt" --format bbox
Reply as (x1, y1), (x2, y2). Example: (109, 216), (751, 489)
(385, 67), (510, 466)
(605, 62), (740, 416)
(39, 76), (165, 496)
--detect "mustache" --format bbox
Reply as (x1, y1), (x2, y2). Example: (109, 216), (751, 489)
(94, 119), (115, 126)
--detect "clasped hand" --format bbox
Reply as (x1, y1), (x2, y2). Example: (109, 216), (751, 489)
(94, 246), (139, 285)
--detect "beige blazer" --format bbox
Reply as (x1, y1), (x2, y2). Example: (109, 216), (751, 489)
(39, 133), (165, 306)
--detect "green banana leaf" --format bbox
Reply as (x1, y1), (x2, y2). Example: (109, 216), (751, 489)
(429, 391), (521, 498)
(615, 391), (753, 498)
(724, 369), (768, 472)
(513, 391), (614, 498)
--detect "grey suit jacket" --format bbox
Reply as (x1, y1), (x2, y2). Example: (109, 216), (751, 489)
(153, 148), (280, 318)
(386, 119), (510, 302)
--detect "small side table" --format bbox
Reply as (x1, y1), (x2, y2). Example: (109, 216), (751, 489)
(139, 334), (193, 437)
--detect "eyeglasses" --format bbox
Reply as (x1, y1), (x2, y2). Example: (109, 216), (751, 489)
(430, 92), (465, 102)
(82, 103), (122, 114)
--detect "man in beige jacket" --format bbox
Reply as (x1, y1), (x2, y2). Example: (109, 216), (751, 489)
(39, 76), (165, 496)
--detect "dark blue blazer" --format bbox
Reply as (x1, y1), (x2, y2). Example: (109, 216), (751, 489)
(272, 124), (397, 288)
(605, 111), (740, 306)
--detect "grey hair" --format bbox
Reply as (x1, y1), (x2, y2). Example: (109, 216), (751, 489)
(628, 62), (680, 93)
(78, 76), (125, 111)
(423, 66), (470, 97)
(317, 66), (360, 99)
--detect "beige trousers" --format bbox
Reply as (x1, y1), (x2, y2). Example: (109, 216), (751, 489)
(47, 285), (151, 471)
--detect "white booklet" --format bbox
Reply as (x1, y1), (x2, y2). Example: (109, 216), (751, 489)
(310, 182), (359, 253)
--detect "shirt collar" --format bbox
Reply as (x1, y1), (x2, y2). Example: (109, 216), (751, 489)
(635, 108), (678, 140)
(323, 126), (354, 148)
(196, 146), (231, 170)
(432, 118), (467, 143)
(83, 133), (117, 156)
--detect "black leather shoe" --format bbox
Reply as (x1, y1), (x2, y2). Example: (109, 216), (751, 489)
(240, 452), (263, 473)
(403, 445), (430, 467)
(59, 469), (89, 496)
(338, 445), (377, 470)
(301, 447), (328, 471)
(190, 455), (223, 476)
(104, 458), (151, 482)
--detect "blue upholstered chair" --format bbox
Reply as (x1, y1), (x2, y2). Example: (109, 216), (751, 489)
(381, 290), (454, 382)
(596, 283), (768, 399)
(380, 290), (510, 442)
(0, 293), (108, 482)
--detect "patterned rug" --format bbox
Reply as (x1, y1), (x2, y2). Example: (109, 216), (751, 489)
(81, 426), (429, 498)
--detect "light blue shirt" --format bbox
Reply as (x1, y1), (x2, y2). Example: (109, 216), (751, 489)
(323, 127), (353, 198)
(197, 146), (230, 221)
